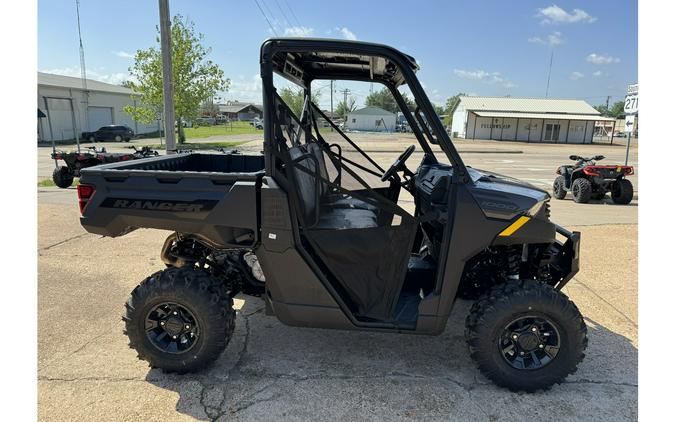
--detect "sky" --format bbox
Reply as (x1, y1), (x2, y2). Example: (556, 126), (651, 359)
(38, 0), (637, 110)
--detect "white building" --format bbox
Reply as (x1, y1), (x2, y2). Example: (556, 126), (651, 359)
(38, 72), (157, 142)
(450, 96), (615, 144)
(346, 106), (396, 132)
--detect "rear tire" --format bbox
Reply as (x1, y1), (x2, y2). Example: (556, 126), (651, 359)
(88, 136), (95, 142)
(611, 179), (633, 204)
(114, 135), (123, 142)
(465, 280), (587, 392)
(552, 176), (566, 200)
(123, 267), (236, 373)
(52, 166), (74, 188)
(571, 178), (592, 203)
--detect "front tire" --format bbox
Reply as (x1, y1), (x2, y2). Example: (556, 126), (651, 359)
(611, 179), (633, 204)
(114, 135), (123, 142)
(52, 166), (74, 188)
(571, 178), (592, 203)
(465, 280), (587, 392)
(552, 176), (566, 199)
(123, 267), (236, 373)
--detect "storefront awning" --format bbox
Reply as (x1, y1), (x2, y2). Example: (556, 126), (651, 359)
(473, 111), (615, 121)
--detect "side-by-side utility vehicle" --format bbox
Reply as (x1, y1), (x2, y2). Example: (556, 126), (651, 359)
(78, 39), (585, 392)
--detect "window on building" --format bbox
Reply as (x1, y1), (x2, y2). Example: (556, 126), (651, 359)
(544, 123), (561, 141)
(352, 118), (356, 123)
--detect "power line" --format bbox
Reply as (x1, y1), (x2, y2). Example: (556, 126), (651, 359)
(252, 0), (278, 36)
(545, 48), (554, 98)
(282, 0), (302, 27)
(273, 0), (291, 26)
(260, 0), (279, 30)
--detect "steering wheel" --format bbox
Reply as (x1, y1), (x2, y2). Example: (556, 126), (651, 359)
(381, 144), (415, 182)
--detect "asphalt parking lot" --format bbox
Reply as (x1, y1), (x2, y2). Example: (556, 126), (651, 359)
(38, 136), (638, 421)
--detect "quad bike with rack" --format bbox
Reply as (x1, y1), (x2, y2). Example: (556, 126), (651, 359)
(553, 155), (634, 204)
(50, 145), (159, 188)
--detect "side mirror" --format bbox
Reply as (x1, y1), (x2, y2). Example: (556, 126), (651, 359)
(569, 155), (579, 160)
(593, 155), (605, 161)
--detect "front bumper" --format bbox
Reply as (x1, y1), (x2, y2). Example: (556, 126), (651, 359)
(548, 225), (581, 289)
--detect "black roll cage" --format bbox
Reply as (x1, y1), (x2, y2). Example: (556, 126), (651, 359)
(260, 38), (471, 184)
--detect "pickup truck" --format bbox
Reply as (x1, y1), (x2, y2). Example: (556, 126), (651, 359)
(77, 38), (585, 392)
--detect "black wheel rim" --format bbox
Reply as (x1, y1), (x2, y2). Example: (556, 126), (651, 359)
(499, 315), (561, 370)
(572, 183), (579, 197)
(145, 302), (200, 354)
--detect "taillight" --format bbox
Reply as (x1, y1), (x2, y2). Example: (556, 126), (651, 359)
(76, 184), (96, 214)
(555, 168), (561, 175)
(582, 166), (599, 177)
(622, 166), (634, 175)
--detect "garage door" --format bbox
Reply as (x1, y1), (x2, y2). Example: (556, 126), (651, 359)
(45, 97), (75, 141)
(88, 107), (113, 131)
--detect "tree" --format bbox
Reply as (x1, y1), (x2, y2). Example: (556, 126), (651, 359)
(279, 86), (321, 118)
(593, 104), (610, 116)
(443, 93), (465, 127)
(123, 15), (230, 143)
(365, 88), (415, 113)
(609, 101), (625, 118)
(335, 96), (356, 119)
(594, 101), (625, 118)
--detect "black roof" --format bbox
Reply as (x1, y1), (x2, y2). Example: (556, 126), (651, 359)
(261, 38), (420, 88)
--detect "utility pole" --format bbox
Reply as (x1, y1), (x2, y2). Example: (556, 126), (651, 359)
(605, 96), (611, 110)
(339, 88), (351, 115)
(75, 0), (87, 152)
(330, 80), (334, 131)
(158, 0), (177, 154)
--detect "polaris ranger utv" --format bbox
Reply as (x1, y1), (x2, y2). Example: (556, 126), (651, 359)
(77, 39), (585, 392)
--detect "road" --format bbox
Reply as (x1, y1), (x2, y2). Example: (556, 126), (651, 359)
(38, 134), (638, 194)
(38, 138), (637, 421)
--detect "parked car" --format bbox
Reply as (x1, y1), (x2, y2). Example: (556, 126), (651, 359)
(250, 117), (263, 130)
(81, 125), (134, 142)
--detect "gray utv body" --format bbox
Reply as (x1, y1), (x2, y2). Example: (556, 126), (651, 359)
(78, 38), (579, 335)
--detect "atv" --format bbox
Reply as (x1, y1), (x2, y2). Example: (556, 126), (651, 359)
(50, 146), (137, 188)
(77, 39), (586, 392)
(553, 155), (634, 204)
(128, 145), (160, 158)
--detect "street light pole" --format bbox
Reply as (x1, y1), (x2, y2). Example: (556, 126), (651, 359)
(158, 0), (176, 154)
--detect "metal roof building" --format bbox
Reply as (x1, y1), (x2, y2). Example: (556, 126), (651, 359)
(38, 72), (157, 142)
(217, 102), (263, 121)
(346, 106), (396, 132)
(450, 96), (615, 144)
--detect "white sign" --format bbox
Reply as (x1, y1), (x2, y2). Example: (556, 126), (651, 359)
(627, 84), (638, 95)
(624, 115), (635, 133)
(624, 94), (638, 114)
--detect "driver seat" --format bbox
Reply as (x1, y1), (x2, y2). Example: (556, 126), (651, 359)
(288, 145), (378, 230)
(306, 142), (377, 212)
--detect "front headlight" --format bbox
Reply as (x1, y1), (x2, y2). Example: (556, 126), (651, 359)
(528, 200), (549, 219)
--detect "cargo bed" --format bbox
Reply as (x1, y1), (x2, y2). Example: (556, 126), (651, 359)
(77, 152), (265, 247)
